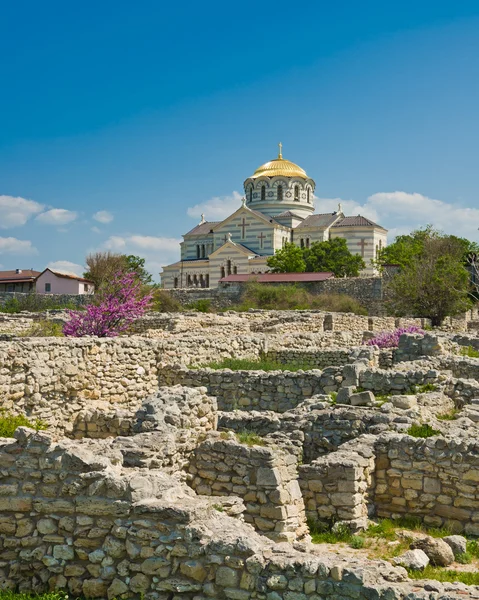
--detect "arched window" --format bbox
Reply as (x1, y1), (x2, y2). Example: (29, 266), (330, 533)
(300, 238), (304, 249)
(233, 266), (238, 274)
(227, 260), (232, 276)
(221, 267), (225, 279)
(294, 185), (299, 202)
(307, 188), (311, 204)
(277, 185), (283, 201)
(306, 238), (310, 249)
(196, 245), (200, 258)
(261, 185), (266, 201)
(187, 275), (192, 286)
(174, 277), (178, 288)
(249, 186), (253, 203)
(206, 274), (210, 288)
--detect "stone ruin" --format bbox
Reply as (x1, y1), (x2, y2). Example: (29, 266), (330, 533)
(2, 309), (479, 598)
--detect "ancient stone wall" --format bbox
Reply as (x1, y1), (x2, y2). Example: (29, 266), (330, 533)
(299, 438), (375, 530)
(374, 433), (479, 535)
(1, 428), (449, 600)
(0, 292), (89, 308)
(188, 433), (308, 542)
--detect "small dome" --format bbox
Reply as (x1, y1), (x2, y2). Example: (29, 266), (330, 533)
(250, 144), (308, 179)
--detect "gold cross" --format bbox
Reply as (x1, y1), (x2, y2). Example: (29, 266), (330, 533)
(278, 142), (282, 159)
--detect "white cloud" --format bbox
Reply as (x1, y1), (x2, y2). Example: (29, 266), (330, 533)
(0, 237), (37, 255)
(316, 191), (479, 242)
(187, 191), (243, 220)
(36, 208), (78, 225)
(0, 195), (44, 228)
(93, 210), (114, 224)
(91, 226), (102, 234)
(103, 234), (182, 277)
(47, 260), (85, 276)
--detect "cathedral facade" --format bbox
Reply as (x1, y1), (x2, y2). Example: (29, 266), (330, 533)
(161, 146), (387, 289)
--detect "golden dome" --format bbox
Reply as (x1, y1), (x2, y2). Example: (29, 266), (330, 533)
(250, 143), (308, 179)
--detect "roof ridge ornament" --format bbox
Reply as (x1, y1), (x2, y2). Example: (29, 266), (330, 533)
(200, 213), (205, 224)
(278, 141), (282, 159)
(241, 197), (246, 207)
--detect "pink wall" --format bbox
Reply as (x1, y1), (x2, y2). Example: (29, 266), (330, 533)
(35, 271), (94, 295)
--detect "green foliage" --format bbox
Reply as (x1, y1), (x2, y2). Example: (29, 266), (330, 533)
(236, 430), (266, 447)
(237, 282), (312, 310)
(414, 383), (438, 394)
(123, 254), (153, 285)
(234, 282), (367, 314)
(186, 299), (213, 313)
(407, 566), (479, 585)
(385, 230), (472, 326)
(266, 238), (365, 277)
(467, 539), (479, 559)
(303, 238), (365, 277)
(0, 593), (68, 600)
(212, 503), (224, 512)
(199, 357), (312, 372)
(310, 293), (367, 315)
(350, 535), (365, 549)
(0, 410), (47, 438)
(407, 423), (441, 438)
(0, 295), (79, 314)
(459, 345), (479, 358)
(329, 391), (337, 405)
(308, 519), (353, 544)
(152, 289), (183, 312)
(437, 409), (459, 421)
(456, 552), (472, 564)
(267, 242), (306, 273)
(18, 321), (64, 337)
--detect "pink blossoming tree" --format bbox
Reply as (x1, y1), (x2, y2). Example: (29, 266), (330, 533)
(63, 271), (153, 337)
(364, 325), (425, 349)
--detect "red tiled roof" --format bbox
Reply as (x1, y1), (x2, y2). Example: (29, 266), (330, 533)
(0, 270), (40, 283)
(219, 272), (335, 283)
(39, 269), (94, 284)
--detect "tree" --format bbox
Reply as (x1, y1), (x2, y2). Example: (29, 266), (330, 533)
(303, 238), (365, 277)
(267, 243), (306, 273)
(378, 225), (479, 271)
(386, 235), (471, 326)
(84, 252), (153, 288)
(84, 252), (126, 288)
(63, 272), (153, 337)
(124, 255), (153, 285)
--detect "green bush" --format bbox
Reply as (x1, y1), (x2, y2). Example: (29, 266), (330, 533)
(236, 430), (266, 447)
(152, 289), (183, 312)
(459, 345), (479, 358)
(350, 535), (365, 549)
(18, 321), (64, 337)
(0, 294), (79, 314)
(186, 299), (213, 313)
(0, 410), (47, 438)
(407, 423), (441, 438)
(231, 282), (367, 314)
(0, 593), (68, 600)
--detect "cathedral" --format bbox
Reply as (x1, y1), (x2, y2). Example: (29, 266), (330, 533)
(161, 145), (387, 289)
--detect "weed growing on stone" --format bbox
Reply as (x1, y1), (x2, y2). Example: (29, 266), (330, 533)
(0, 410), (47, 438)
(18, 321), (64, 337)
(437, 409), (460, 421)
(212, 503), (224, 512)
(198, 357), (312, 372)
(0, 593), (68, 600)
(350, 535), (365, 549)
(236, 430), (266, 447)
(407, 566), (479, 585)
(459, 345), (479, 358)
(329, 392), (337, 405)
(407, 423), (441, 438)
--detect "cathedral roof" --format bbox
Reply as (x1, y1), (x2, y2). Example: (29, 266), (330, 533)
(184, 221), (220, 236)
(295, 213), (341, 229)
(249, 144), (309, 180)
(274, 210), (305, 220)
(333, 215), (387, 231)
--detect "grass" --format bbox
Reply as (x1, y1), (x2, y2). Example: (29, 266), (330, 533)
(197, 357), (312, 372)
(230, 281), (368, 314)
(459, 345), (479, 358)
(408, 566), (479, 585)
(236, 430), (266, 447)
(0, 593), (68, 600)
(329, 391), (337, 405)
(408, 383), (438, 394)
(186, 299), (213, 313)
(437, 409), (460, 421)
(407, 423), (441, 438)
(0, 410), (47, 438)
(151, 288), (183, 312)
(18, 321), (64, 337)
(0, 295), (80, 314)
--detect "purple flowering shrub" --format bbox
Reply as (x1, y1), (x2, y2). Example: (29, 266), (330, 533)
(364, 325), (425, 349)
(63, 272), (152, 337)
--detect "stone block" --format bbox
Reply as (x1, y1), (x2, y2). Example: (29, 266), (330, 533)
(349, 391), (375, 406)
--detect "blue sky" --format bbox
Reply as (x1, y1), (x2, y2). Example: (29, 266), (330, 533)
(1, 1), (479, 279)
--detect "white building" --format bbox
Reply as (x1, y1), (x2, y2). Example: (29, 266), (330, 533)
(36, 269), (95, 295)
(161, 146), (387, 289)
